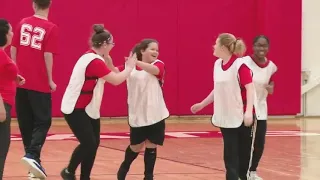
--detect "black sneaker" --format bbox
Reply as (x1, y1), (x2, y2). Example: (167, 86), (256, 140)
(60, 168), (76, 180)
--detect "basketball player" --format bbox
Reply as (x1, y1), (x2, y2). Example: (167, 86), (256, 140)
(60, 24), (137, 180)
(0, 19), (25, 180)
(191, 33), (256, 180)
(116, 39), (169, 180)
(10, 0), (58, 178)
(247, 35), (277, 180)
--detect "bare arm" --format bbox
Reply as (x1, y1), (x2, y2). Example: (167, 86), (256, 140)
(200, 89), (214, 107)
(44, 52), (54, 83)
(245, 82), (254, 113)
(10, 46), (17, 62)
(136, 61), (160, 75)
(104, 55), (120, 73)
(106, 62), (119, 73)
(102, 67), (133, 86)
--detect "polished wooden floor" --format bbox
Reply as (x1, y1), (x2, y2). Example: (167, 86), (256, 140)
(3, 116), (320, 180)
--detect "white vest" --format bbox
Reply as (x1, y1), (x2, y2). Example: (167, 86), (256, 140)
(245, 56), (277, 120)
(211, 57), (259, 128)
(127, 60), (169, 127)
(61, 53), (106, 119)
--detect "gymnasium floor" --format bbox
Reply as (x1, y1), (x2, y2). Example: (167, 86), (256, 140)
(3, 116), (320, 180)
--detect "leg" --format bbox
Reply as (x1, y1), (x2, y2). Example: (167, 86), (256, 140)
(15, 88), (34, 154)
(20, 90), (52, 178)
(144, 120), (166, 180)
(144, 141), (157, 180)
(250, 120), (267, 172)
(62, 110), (99, 180)
(117, 126), (146, 180)
(0, 103), (12, 179)
(238, 122), (254, 180)
(80, 118), (101, 180)
(220, 127), (239, 180)
(26, 90), (52, 161)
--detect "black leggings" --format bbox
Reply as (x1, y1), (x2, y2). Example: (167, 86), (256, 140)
(0, 102), (12, 179)
(220, 123), (253, 180)
(64, 109), (100, 180)
(250, 120), (267, 172)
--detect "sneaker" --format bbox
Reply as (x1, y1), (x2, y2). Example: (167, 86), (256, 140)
(28, 172), (35, 178)
(249, 171), (263, 180)
(21, 155), (47, 179)
(60, 168), (76, 180)
(27, 172), (41, 180)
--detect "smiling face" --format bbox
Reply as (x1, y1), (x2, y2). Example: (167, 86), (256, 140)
(141, 42), (159, 63)
(253, 37), (269, 59)
(133, 39), (159, 63)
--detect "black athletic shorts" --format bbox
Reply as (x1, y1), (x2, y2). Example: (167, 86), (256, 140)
(130, 119), (166, 145)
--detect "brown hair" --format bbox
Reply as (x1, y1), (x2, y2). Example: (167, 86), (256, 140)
(0, 19), (10, 47)
(90, 24), (112, 48)
(33, 0), (51, 9)
(132, 39), (158, 61)
(218, 33), (246, 57)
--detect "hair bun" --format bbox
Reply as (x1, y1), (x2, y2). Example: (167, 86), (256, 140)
(93, 24), (105, 34)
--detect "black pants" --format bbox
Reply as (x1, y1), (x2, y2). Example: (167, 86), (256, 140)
(220, 122), (254, 180)
(15, 88), (52, 163)
(64, 109), (100, 180)
(250, 120), (267, 172)
(0, 103), (11, 179)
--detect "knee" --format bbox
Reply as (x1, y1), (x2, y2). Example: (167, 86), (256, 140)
(81, 139), (99, 154)
(90, 139), (100, 151)
(130, 143), (144, 152)
(35, 119), (52, 129)
(145, 140), (157, 149)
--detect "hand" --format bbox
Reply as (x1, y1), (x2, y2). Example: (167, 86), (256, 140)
(265, 84), (274, 93)
(0, 103), (6, 122)
(125, 53), (137, 69)
(49, 81), (57, 92)
(243, 111), (253, 127)
(16, 75), (26, 86)
(124, 51), (133, 61)
(190, 103), (204, 114)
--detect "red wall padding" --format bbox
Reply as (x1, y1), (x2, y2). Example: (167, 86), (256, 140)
(0, 0), (301, 117)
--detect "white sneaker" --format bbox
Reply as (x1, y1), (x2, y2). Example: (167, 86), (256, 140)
(21, 157), (47, 179)
(249, 171), (263, 180)
(28, 172), (41, 180)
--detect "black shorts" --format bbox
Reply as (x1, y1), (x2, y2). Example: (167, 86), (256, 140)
(130, 120), (166, 146)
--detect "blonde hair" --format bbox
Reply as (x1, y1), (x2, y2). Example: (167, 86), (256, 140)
(218, 33), (246, 57)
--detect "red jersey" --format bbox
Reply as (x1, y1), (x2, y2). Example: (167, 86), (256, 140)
(0, 48), (18, 106)
(12, 16), (58, 93)
(213, 56), (253, 113)
(74, 50), (111, 108)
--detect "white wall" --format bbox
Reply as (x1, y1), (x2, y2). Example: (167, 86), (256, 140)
(301, 1), (320, 178)
(302, 0), (320, 116)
